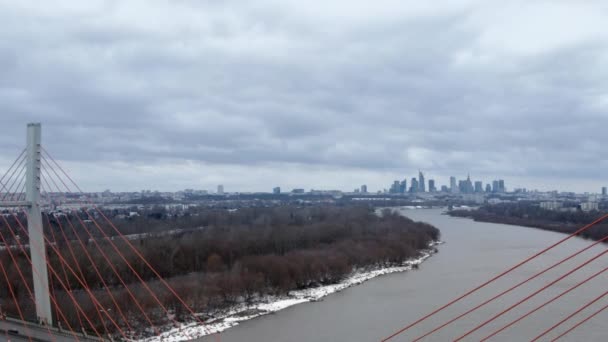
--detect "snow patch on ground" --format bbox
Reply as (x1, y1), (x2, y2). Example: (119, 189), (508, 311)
(140, 241), (443, 342)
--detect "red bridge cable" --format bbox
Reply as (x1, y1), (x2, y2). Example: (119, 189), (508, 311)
(412, 224), (608, 341)
(74, 195), (189, 337)
(42, 206), (88, 333)
(43, 150), (216, 337)
(41, 164), (160, 336)
(453, 244), (608, 342)
(0, 153), (59, 341)
(44, 210), (104, 335)
(0, 253), (33, 342)
(40, 171), (134, 334)
(550, 297), (608, 341)
(42, 152), (211, 336)
(532, 289), (608, 342)
(72, 208), (162, 336)
(480, 262), (608, 341)
(9, 214), (108, 341)
(0, 217), (69, 342)
(0, 177), (57, 342)
(380, 213), (608, 342)
(13, 211), (133, 340)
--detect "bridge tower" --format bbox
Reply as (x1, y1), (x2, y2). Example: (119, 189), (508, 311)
(26, 123), (53, 325)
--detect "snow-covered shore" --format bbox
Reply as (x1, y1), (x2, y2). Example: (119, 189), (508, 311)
(141, 241), (443, 342)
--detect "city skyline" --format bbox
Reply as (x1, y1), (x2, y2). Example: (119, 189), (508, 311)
(1, 2), (608, 194)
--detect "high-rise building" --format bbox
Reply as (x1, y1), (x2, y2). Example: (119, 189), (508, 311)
(498, 179), (505, 193)
(390, 180), (400, 194)
(459, 174), (474, 194)
(458, 180), (467, 193)
(475, 181), (483, 193)
(441, 185), (449, 192)
(410, 178), (419, 193)
(399, 180), (407, 194)
(418, 171), (426, 192)
(273, 187), (281, 194)
(361, 185), (368, 193)
(217, 185), (224, 195)
(485, 184), (492, 193)
(465, 174), (474, 194)
(450, 176), (457, 193)
(428, 179), (436, 192)
(492, 180), (499, 193)
(603, 187), (607, 196)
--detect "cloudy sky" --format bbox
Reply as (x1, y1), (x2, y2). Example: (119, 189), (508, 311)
(1, 0), (607, 193)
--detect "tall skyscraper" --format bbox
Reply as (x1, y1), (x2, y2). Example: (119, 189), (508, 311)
(486, 184), (492, 193)
(474, 181), (483, 193)
(390, 180), (400, 193)
(418, 171), (426, 192)
(217, 185), (224, 195)
(410, 178), (419, 193)
(450, 176), (457, 193)
(492, 180), (499, 193)
(602, 187), (607, 196)
(399, 180), (407, 194)
(428, 179), (436, 192)
(498, 179), (505, 193)
(458, 180), (467, 193)
(464, 174), (474, 194)
(361, 185), (368, 193)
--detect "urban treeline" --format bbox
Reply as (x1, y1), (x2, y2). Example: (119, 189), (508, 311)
(450, 202), (608, 240)
(0, 205), (439, 337)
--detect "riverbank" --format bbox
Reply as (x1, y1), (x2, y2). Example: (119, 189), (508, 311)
(449, 204), (608, 241)
(142, 241), (443, 342)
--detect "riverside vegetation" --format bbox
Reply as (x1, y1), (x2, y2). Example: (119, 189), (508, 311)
(450, 202), (608, 241)
(0, 205), (439, 337)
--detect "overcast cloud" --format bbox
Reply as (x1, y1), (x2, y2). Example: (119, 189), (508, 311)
(1, 0), (607, 193)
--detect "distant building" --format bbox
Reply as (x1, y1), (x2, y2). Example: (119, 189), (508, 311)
(361, 185), (368, 194)
(459, 174), (474, 194)
(217, 185), (224, 195)
(410, 178), (419, 193)
(390, 180), (400, 194)
(492, 180), (500, 193)
(273, 187), (281, 194)
(540, 201), (562, 211)
(418, 171), (426, 192)
(581, 202), (599, 212)
(474, 181), (483, 193)
(603, 187), (607, 196)
(399, 180), (407, 194)
(498, 180), (506, 193)
(428, 179), (436, 192)
(450, 176), (457, 193)
(441, 185), (449, 192)
(292, 188), (305, 194)
(485, 184), (492, 193)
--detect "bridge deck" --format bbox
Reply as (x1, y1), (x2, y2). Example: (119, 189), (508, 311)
(0, 319), (99, 342)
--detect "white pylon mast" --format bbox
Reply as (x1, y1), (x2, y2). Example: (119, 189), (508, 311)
(26, 123), (53, 325)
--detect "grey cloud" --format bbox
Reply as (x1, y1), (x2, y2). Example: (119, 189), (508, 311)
(1, 0), (607, 191)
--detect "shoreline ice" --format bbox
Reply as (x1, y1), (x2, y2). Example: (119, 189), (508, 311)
(141, 241), (443, 342)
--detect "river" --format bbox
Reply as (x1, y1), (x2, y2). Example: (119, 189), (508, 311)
(200, 208), (608, 341)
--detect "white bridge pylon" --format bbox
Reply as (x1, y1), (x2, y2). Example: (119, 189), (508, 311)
(1, 123), (53, 325)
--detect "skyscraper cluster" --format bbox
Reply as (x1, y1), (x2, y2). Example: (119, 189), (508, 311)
(388, 172), (506, 195)
(389, 171), (436, 194)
